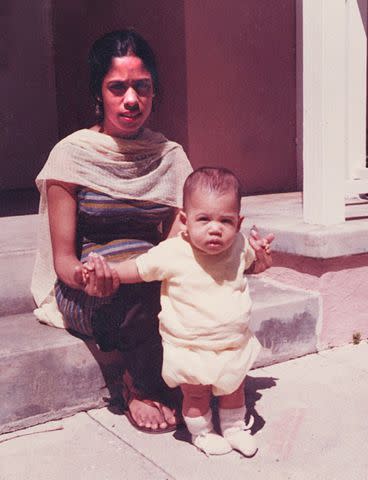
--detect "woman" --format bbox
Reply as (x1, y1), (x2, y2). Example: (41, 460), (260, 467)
(31, 29), (192, 433)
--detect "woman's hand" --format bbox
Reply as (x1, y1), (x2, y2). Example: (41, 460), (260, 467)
(79, 253), (120, 297)
(247, 226), (275, 274)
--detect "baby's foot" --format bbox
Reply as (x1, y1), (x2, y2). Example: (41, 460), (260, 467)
(193, 432), (232, 455)
(224, 429), (257, 457)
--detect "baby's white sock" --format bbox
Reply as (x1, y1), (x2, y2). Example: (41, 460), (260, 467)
(219, 406), (257, 457)
(184, 410), (231, 456)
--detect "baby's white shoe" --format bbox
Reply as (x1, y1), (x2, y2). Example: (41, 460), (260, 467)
(219, 406), (258, 457)
(193, 432), (232, 456)
(223, 429), (257, 457)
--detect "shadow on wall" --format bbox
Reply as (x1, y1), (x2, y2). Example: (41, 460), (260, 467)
(0, 188), (40, 217)
(272, 251), (368, 276)
(257, 312), (317, 354)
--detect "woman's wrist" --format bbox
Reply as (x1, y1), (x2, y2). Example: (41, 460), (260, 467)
(54, 255), (83, 289)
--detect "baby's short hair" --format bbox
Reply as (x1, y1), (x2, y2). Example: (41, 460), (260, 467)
(183, 167), (242, 211)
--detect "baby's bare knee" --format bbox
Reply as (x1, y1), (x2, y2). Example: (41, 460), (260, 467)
(181, 384), (211, 399)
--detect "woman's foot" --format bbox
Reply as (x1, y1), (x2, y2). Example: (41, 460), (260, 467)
(122, 370), (182, 433)
(127, 397), (178, 432)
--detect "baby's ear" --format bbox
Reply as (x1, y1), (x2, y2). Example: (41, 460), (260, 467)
(237, 215), (244, 231)
(179, 210), (187, 228)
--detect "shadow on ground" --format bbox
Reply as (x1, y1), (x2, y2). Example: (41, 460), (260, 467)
(173, 374), (278, 445)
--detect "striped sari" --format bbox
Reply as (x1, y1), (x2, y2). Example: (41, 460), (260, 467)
(55, 188), (174, 337)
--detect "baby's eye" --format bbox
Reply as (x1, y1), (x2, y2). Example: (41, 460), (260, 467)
(222, 219), (234, 224)
(197, 216), (209, 222)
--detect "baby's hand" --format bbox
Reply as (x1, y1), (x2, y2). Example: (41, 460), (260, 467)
(248, 225), (275, 273)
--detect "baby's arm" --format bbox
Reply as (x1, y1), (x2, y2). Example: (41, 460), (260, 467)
(110, 258), (143, 283)
(84, 253), (143, 285)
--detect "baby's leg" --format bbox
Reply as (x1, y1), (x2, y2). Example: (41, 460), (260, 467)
(180, 384), (231, 455)
(218, 381), (257, 457)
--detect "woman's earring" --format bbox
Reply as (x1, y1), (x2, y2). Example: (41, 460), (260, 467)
(95, 98), (104, 121)
(95, 103), (103, 118)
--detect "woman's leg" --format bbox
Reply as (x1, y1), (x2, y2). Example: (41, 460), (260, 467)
(56, 278), (178, 432)
(181, 384), (231, 455)
(92, 281), (180, 432)
(218, 380), (257, 457)
(55, 279), (109, 337)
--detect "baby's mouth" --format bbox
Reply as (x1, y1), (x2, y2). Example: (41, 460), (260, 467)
(207, 239), (222, 246)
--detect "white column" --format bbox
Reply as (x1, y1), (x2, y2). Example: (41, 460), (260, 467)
(302, 0), (346, 225)
(345, 0), (367, 186)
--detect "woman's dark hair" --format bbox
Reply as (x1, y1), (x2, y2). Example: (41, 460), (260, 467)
(88, 29), (159, 121)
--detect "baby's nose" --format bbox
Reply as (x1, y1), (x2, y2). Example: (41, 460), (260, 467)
(208, 222), (222, 234)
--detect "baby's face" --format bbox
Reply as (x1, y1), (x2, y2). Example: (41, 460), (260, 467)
(181, 189), (243, 255)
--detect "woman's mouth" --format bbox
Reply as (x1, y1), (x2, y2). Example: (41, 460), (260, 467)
(120, 112), (141, 121)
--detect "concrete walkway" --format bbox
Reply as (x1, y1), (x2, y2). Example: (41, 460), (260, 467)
(1, 342), (367, 480)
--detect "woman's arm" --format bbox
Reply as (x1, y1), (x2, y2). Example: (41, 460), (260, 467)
(47, 180), (119, 296)
(46, 180), (83, 289)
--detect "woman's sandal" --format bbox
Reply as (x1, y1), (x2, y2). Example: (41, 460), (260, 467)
(124, 397), (178, 434)
(122, 377), (182, 434)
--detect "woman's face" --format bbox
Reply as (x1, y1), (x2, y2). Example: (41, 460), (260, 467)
(100, 55), (154, 138)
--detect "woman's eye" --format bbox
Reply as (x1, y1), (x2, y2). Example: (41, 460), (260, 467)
(109, 83), (127, 94)
(107, 80), (152, 96)
(134, 80), (152, 96)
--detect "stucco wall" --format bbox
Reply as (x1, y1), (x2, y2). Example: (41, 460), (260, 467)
(0, 0), (57, 190)
(52, 0), (188, 149)
(184, 0), (297, 194)
(2, 1), (297, 194)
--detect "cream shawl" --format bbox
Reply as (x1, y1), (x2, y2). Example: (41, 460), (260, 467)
(31, 128), (192, 318)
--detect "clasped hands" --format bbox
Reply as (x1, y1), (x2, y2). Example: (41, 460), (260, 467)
(73, 253), (120, 297)
(74, 226), (275, 297)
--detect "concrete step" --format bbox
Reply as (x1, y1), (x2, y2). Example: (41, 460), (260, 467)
(248, 276), (320, 366)
(0, 213), (321, 434)
(0, 277), (321, 434)
(0, 215), (38, 316)
(0, 312), (125, 434)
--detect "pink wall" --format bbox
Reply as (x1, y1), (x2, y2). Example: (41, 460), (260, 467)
(0, 0), (57, 190)
(184, 0), (297, 194)
(2, 1), (297, 194)
(53, 0), (188, 149)
(266, 253), (368, 349)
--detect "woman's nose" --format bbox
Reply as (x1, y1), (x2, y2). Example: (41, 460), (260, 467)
(124, 87), (139, 108)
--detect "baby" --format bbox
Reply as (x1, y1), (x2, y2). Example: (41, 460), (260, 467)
(84, 167), (273, 456)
